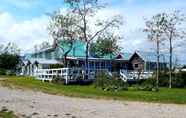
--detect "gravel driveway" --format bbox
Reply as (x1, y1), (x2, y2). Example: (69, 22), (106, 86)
(0, 87), (186, 118)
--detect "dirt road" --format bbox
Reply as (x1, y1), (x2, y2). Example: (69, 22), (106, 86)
(0, 87), (186, 118)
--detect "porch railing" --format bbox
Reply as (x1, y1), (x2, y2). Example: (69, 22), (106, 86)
(120, 70), (153, 80)
(34, 68), (96, 84)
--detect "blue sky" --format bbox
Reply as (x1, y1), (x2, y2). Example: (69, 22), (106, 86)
(1, 0), (186, 20)
(0, 0), (186, 64)
(0, 0), (64, 20)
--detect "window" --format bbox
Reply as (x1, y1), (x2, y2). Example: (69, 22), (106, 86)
(134, 64), (138, 68)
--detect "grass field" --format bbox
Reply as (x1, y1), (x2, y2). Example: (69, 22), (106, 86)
(0, 76), (186, 104)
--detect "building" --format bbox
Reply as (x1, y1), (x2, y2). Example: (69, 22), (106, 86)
(21, 40), (169, 81)
(129, 51), (168, 72)
(21, 40), (132, 76)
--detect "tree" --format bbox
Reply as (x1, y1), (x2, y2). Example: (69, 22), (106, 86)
(0, 53), (20, 71)
(144, 13), (166, 89)
(0, 43), (20, 72)
(48, 10), (82, 67)
(39, 41), (50, 50)
(0, 44), (4, 54)
(2, 42), (20, 55)
(90, 32), (121, 57)
(34, 45), (39, 53)
(33, 41), (50, 53)
(51, 0), (123, 79)
(162, 11), (186, 88)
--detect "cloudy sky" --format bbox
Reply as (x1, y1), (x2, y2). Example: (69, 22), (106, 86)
(0, 0), (186, 64)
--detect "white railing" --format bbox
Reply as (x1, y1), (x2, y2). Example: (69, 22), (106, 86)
(34, 68), (96, 84)
(120, 70), (153, 81)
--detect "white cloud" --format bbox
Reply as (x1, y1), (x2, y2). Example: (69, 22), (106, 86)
(0, 0), (186, 64)
(95, 2), (186, 64)
(1, 0), (37, 9)
(0, 12), (50, 53)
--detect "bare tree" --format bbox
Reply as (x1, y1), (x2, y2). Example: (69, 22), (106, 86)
(144, 13), (166, 89)
(3, 42), (20, 55)
(49, 0), (123, 78)
(48, 11), (82, 67)
(162, 11), (186, 88)
(39, 41), (50, 50)
(0, 44), (4, 54)
(34, 45), (39, 53)
(33, 41), (50, 53)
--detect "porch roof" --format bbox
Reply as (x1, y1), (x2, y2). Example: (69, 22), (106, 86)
(28, 58), (62, 65)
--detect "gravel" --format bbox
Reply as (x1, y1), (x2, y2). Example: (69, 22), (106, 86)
(0, 87), (186, 118)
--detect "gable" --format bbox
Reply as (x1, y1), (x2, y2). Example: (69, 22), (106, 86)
(129, 52), (144, 62)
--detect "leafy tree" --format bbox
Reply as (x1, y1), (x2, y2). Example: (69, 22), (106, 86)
(144, 13), (166, 89)
(162, 11), (186, 88)
(49, 0), (123, 79)
(183, 65), (186, 69)
(0, 43), (20, 72)
(90, 32), (121, 57)
(0, 53), (20, 71)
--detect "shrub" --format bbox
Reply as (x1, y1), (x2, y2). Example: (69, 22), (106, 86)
(0, 53), (20, 71)
(49, 64), (63, 69)
(159, 72), (186, 88)
(6, 70), (16, 76)
(52, 76), (64, 84)
(94, 72), (110, 89)
(179, 71), (186, 87)
(0, 68), (6, 75)
(142, 71), (186, 88)
(94, 72), (128, 92)
(170, 72), (185, 88)
(139, 78), (158, 91)
(142, 78), (156, 87)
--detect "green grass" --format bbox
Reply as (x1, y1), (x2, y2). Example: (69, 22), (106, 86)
(0, 108), (18, 118)
(0, 76), (186, 104)
(0, 111), (16, 118)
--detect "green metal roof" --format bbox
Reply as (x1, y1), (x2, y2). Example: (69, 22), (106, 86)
(102, 53), (117, 59)
(59, 40), (86, 57)
(28, 40), (131, 60)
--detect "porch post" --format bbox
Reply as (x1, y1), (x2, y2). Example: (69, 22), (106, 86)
(93, 61), (96, 71)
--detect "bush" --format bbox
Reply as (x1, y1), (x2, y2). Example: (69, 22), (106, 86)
(141, 71), (186, 88)
(0, 68), (6, 75)
(137, 78), (158, 91)
(94, 72), (110, 89)
(0, 53), (20, 71)
(52, 76), (64, 84)
(142, 78), (156, 86)
(159, 72), (186, 88)
(179, 71), (186, 87)
(94, 72), (128, 92)
(49, 64), (63, 69)
(6, 70), (16, 76)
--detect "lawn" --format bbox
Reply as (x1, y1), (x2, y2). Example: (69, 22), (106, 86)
(0, 107), (18, 118)
(0, 76), (186, 104)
